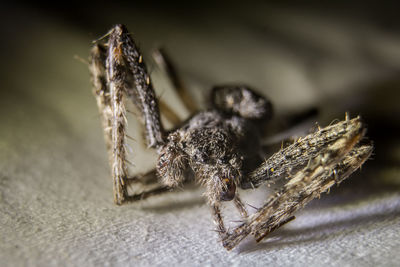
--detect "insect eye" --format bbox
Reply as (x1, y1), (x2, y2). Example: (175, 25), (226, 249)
(219, 178), (236, 201)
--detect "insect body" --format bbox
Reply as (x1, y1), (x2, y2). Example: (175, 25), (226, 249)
(158, 87), (272, 204)
(89, 24), (373, 250)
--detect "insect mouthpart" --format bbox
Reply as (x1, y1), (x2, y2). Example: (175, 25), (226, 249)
(219, 177), (236, 201)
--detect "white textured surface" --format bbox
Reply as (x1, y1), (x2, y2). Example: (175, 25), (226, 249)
(1, 3), (400, 266)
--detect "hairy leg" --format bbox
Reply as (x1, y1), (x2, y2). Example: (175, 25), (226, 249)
(222, 119), (372, 250)
(241, 116), (365, 189)
(89, 43), (113, 162)
(90, 41), (129, 204)
(108, 24), (165, 149)
(90, 25), (168, 204)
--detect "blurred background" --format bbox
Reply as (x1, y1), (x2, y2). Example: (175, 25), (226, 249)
(1, 1), (399, 266)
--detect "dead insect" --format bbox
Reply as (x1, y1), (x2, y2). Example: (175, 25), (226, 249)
(88, 24), (373, 250)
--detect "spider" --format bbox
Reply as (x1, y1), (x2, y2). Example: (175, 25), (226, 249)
(88, 24), (373, 250)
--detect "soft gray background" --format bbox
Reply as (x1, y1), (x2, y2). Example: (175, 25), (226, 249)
(1, 2), (399, 266)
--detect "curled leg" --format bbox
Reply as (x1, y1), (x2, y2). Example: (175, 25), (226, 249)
(90, 25), (167, 204)
(223, 118), (373, 250)
(110, 24), (165, 149)
(241, 116), (365, 189)
(224, 144), (372, 250)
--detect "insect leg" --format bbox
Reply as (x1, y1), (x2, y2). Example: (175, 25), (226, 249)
(120, 169), (171, 202)
(152, 48), (198, 114)
(97, 24), (168, 204)
(212, 203), (228, 239)
(241, 117), (365, 189)
(222, 127), (372, 250)
(110, 24), (165, 149)
(233, 195), (248, 219)
(89, 43), (113, 162)
(158, 99), (183, 127)
(90, 41), (130, 204)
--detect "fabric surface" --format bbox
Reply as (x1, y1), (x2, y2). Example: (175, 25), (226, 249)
(1, 2), (399, 266)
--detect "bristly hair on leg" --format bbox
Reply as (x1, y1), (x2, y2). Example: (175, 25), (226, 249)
(106, 27), (130, 204)
(222, 120), (372, 250)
